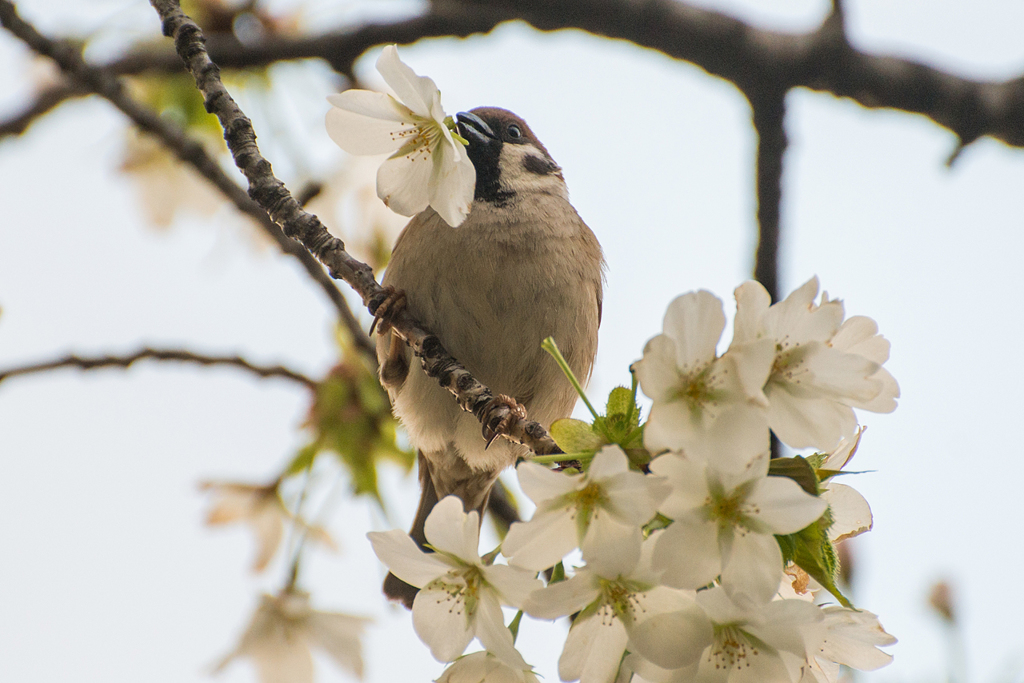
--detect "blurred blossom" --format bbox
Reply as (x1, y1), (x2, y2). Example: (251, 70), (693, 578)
(199, 480), (334, 572)
(214, 589), (369, 683)
(119, 130), (225, 229)
(928, 580), (957, 624)
(306, 155), (408, 272)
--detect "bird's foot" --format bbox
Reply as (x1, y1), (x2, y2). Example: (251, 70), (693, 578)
(481, 394), (528, 448)
(369, 285), (407, 335)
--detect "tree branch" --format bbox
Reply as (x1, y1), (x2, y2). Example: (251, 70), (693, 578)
(141, 0), (560, 456)
(0, 348), (317, 389)
(750, 90), (786, 304)
(452, 0), (1024, 151)
(0, 0), (375, 361)
(0, 80), (85, 140)
(108, 5), (506, 77)
(15, 0), (1024, 157)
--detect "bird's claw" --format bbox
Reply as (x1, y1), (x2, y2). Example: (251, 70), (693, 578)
(482, 394), (528, 448)
(369, 286), (407, 335)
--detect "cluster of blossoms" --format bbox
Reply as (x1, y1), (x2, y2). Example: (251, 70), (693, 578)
(369, 279), (898, 683)
(324, 45), (898, 683)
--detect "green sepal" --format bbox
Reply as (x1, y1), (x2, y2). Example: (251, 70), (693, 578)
(550, 561), (566, 584)
(285, 443), (319, 476)
(776, 505), (850, 608)
(508, 610), (524, 643)
(768, 456), (819, 496)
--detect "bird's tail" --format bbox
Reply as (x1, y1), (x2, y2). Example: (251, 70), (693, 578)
(383, 451), (437, 608)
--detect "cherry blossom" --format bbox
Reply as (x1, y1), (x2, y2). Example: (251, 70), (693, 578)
(325, 45), (475, 227)
(367, 496), (539, 668)
(501, 445), (668, 571)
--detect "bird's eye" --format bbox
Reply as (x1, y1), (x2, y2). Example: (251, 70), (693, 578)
(507, 124), (522, 139)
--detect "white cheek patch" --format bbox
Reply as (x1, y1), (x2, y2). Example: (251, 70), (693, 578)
(497, 143), (568, 199)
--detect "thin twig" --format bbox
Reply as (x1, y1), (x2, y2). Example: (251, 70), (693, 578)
(0, 348), (317, 389)
(0, 80), (85, 140)
(143, 0), (560, 456)
(0, 0), (374, 361)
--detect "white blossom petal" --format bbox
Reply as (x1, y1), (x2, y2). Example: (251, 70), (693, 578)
(517, 461), (582, 505)
(587, 444), (631, 479)
(376, 146), (433, 217)
(412, 580), (475, 662)
(680, 403), (770, 473)
(428, 146), (476, 227)
(830, 316), (890, 364)
(483, 564), (543, 609)
(822, 482), (872, 542)
(643, 399), (698, 455)
(367, 529), (452, 587)
(816, 606), (896, 671)
(650, 455), (708, 518)
(475, 592), (529, 670)
(304, 612), (369, 679)
(325, 92), (414, 154)
(634, 334), (681, 403)
(732, 280), (771, 345)
(501, 509), (578, 571)
(375, 45), (437, 117)
(559, 607), (629, 683)
(748, 476), (828, 535)
(424, 496), (481, 562)
(721, 531), (784, 603)
(626, 591), (712, 670)
(767, 384), (858, 450)
(652, 515), (721, 589)
(436, 652), (540, 683)
(523, 574), (600, 620)
(662, 291), (725, 370)
(581, 513), (642, 578)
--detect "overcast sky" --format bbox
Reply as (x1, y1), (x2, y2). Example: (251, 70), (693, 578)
(2, 1), (1024, 682)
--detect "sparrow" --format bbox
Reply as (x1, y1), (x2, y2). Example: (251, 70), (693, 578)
(375, 107), (604, 608)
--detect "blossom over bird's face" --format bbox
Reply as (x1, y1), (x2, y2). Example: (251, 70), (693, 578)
(325, 45), (475, 227)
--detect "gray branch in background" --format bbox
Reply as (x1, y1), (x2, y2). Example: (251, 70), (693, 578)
(0, 348), (318, 389)
(0, 0), (375, 362)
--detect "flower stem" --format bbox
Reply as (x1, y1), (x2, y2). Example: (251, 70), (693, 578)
(530, 451), (595, 465)
(542, 337), (598, 420)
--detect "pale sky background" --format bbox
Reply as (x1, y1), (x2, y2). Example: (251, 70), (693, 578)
(2, 1), (1024, 682)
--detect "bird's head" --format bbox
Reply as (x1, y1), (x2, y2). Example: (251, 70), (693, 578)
(456, 107), (566, 206)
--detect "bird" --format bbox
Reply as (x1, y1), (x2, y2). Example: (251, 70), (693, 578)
(374, 107), (604, 608)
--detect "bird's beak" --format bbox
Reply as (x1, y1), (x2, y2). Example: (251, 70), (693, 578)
(456, 112), (496, 147)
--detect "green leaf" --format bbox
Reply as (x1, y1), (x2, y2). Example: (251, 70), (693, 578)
(550, 418), (604, 454)
(291, 329), (415, 507)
